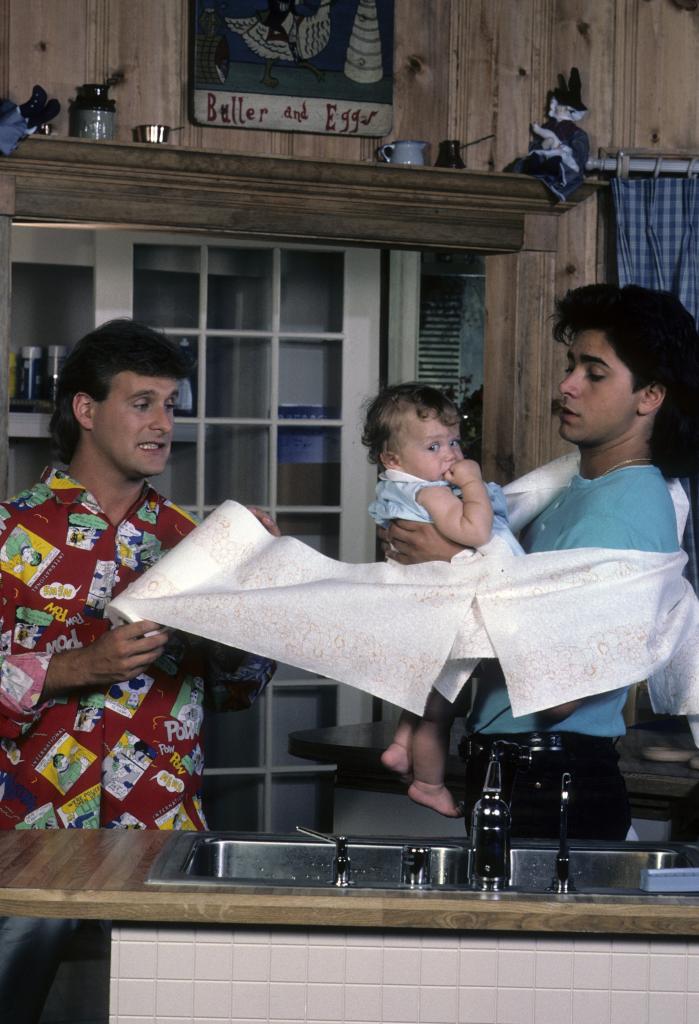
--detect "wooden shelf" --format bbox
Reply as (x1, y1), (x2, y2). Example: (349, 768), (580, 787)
(1, 136), (601, 254)
(8, 410), (52, 438)
(8, 411), (199, 444)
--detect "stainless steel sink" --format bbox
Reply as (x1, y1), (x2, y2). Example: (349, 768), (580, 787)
(146, 832), (699, 895)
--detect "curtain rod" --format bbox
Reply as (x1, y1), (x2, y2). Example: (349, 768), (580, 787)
(586, 153), (699, 177)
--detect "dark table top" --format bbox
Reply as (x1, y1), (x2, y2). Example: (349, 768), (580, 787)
(289, 720), (699, 833)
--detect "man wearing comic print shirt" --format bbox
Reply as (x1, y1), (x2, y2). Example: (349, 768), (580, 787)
(0, 322), (275, 829)
(0, 320), (277, 1023)
(0, 469), (224, 829)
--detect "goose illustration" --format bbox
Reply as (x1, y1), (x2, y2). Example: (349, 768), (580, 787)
(226, 0), (334, 88)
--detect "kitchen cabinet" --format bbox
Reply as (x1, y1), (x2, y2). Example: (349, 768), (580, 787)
(9, 223), (380, 831)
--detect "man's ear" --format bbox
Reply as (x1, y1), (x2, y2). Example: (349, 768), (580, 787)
(72, 392), (96, 430)
(638, 381), (666, 417)
(380, 449), (400, 470)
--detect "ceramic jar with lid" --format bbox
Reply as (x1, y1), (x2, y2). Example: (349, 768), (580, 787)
(70, 83), (116, 141)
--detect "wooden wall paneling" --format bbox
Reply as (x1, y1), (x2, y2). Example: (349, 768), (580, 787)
(0, 0), (10, 98)
(630, 1), (666, 151)
(444, 0), (468, 144)
(529, 0), (555, 125)
(490, 0), (541, 177)
(632, 0), (699, 152)
(388, 0), (452, 167)
(547, 0), (616, 159)
(546, 190), (601, 460)
(456, 0), (542, 176)
(482, 249), (558, 483)
(460, 1), (506, 173)
(6, 0), (91, 140)
(104, 0), (186, 145)
(85, 0), (109, 96)
(610, 0), (639, 151)
(554, 190), (599, 293)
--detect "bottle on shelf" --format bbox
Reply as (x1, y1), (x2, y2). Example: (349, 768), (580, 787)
(45, 345), (68, 405)
(20, 346), (43, 403)
(175, 338), (197, 416)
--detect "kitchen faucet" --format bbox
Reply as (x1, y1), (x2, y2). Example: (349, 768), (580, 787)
(547, 771), (576, 893)
(296, 825), (351, 887)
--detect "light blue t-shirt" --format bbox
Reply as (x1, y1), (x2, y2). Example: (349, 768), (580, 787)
(368, 471), (523, 555)
(467, 465), (679, 737)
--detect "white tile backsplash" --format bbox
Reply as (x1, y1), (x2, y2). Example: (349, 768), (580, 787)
(573, 952), (612, 989)
(306, 982), (344, 1021)
(195, 944), (233, 982)
(648, 952), (687, 991)
(534, 986), (573, 1024)
(609, 989), (649, 1024)
(308, 944), (345, 983)
(193, 980), (232, 1019)
(495, 984), (535, 1023)
(572, 988), (611, 1024)
(111, 925), (699, 1024)
(155, 978), (195, 1017)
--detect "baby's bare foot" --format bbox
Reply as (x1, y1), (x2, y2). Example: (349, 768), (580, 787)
(408, 780), (463, 817)
(381, 742), (412, 781)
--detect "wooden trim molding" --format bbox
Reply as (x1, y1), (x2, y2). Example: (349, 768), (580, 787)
(3, 136), (601, 253)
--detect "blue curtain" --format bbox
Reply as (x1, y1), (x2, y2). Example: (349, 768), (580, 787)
(612, 177), (699, 589)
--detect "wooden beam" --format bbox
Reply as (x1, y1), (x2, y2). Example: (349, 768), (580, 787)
(3, 137), (601, 254)
(482, 250), (560, 483)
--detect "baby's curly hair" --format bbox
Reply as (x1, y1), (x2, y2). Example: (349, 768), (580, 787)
(361, 382), (460, 465)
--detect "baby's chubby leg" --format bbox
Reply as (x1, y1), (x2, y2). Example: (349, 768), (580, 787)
(407, 690), (462, 817)
(381, 711), (418, 781)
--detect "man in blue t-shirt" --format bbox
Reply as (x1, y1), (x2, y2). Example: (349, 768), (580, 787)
(383, 283), (699, 839)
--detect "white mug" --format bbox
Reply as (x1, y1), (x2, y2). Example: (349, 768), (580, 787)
(377, 140), (429, 165)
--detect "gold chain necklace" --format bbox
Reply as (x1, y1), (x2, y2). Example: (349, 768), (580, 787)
(599, 457), (652, 478)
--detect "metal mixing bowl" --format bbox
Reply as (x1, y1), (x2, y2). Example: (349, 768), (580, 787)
(133, 124), (179, 144)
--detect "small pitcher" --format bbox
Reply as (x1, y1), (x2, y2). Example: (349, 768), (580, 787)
(376, 140), (429, 165)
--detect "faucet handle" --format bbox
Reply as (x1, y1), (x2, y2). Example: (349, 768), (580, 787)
(295, 826), (352, 886)
(332, 835), (351, 887)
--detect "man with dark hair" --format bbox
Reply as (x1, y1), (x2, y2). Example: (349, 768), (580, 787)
(383, 283), (699, 840)
(0, 319), (275, 1022)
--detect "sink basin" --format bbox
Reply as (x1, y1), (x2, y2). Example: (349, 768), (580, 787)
(146, 832), (699, 895)
(148, 834), (468, 888)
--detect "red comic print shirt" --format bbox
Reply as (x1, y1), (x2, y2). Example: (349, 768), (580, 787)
(0, 468), (272, 830)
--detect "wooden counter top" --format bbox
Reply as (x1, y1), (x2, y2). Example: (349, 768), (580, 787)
(2, 829), (699, 936)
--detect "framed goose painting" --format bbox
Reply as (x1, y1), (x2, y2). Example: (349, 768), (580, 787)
(191, 0), (394, 136)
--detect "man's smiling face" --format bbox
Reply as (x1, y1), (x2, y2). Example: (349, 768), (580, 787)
(75, 371), (179, 484)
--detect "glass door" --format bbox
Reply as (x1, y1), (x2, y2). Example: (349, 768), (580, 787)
(9, 226), (381, 833)
(123, 233), (380, 831)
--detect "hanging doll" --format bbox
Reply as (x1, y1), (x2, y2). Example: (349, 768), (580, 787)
(511, 67), (589, 202)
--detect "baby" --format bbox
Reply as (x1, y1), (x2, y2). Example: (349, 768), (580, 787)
(362, 382), (522, 817)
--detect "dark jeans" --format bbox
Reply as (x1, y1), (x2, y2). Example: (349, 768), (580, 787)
(461, 732), (631, 841)
(0, 917), (81, 1024)
(0, 916), (111, 1024)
